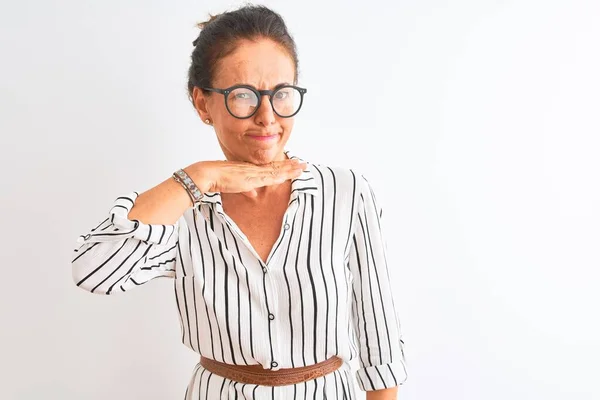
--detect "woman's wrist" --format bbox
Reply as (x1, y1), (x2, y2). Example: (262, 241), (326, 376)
(183, 161), (214, 194)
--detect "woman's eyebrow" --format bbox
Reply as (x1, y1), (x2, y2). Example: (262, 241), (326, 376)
(273, 82), (292, 89)
(238, 82), (292, 90)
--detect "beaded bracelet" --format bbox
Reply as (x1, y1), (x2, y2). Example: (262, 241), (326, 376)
(172, 168), (204, 206)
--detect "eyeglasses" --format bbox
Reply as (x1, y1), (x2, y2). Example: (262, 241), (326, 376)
(200, 84), (307, 119)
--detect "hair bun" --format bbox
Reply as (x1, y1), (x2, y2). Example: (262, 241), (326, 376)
(196, 13), (219, 30)
(193, 13), (220, 46)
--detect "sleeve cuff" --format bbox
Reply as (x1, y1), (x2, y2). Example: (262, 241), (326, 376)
(76, 192), (178, 246)
(355, 361), (408, 391)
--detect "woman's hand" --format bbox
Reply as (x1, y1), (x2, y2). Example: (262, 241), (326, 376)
(127, 159), (306, 225)
(186, 158), (307, 198)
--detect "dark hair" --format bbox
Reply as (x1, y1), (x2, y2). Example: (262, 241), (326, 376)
(187, 4), (299, 102)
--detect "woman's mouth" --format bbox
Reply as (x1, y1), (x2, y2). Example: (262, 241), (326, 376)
(247, 134), (279, 141)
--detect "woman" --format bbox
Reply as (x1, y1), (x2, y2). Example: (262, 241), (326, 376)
(72, 4), (407, 399)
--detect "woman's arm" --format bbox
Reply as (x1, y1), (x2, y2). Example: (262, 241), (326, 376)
(71, 167), (200, 295)
(127, 175), (195, 225)
(347, 171), (408, 394)
(72, 159), (306, 295)
(366, 387), (398, 400)
(72, 190), (183, 295)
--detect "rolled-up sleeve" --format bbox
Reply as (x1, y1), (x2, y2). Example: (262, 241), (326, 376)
(347, 174), (408, 391)
(72, 192), (180, 295)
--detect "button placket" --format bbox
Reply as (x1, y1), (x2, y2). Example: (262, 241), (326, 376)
(264, 268), (281, 370)
(265, 204), (297, 267)
(265, 197), (300, 370)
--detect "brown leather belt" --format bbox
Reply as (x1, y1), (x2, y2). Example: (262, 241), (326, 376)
(200, 356), (343, 386)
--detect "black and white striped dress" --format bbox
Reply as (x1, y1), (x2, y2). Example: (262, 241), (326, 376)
(72, 150), (408, 399)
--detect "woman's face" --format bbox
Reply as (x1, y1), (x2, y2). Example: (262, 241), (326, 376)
(193, 38), (297, 166)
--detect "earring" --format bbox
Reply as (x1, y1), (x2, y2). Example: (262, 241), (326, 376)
(205, 119), (211, 124)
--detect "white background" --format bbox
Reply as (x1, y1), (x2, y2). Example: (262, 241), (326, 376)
(1, 0), (599, 399)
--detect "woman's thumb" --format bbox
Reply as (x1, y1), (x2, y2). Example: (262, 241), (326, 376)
(241, 189), (258, 198)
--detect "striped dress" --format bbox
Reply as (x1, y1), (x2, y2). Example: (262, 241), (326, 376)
(72, 150), (408, 399)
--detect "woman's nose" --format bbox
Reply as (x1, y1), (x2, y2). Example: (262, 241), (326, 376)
(254, 94), (276, 125)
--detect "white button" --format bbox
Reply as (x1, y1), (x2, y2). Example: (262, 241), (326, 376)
(284, 223), (290, 230)
(77, 234), (91, 243)
(268, 313), (275, 320)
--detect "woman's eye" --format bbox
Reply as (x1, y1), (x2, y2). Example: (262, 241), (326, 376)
(275, 91), (289, 100)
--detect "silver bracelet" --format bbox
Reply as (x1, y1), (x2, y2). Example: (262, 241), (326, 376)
(173, 168), (204, 206)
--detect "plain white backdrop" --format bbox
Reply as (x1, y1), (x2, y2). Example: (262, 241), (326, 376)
(1, 0), (599, 399)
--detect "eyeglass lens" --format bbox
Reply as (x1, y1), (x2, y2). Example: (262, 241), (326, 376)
(227, 87), (302, 118)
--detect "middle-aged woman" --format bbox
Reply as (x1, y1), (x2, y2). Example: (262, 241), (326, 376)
(72, 4), (408, 400)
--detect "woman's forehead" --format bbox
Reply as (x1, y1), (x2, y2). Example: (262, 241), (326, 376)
(213, 40), (295, 87)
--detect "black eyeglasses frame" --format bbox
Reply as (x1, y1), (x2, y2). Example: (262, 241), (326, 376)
(199, 84), (307, 119)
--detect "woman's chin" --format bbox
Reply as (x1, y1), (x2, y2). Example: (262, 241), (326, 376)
(246, 147), (286, 165)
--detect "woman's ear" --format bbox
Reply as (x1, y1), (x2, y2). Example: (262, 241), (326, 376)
(192, 86), (210, 121)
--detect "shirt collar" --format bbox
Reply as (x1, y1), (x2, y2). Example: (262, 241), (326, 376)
(199, 149), (318, 207)
(285, 149), (319, 199)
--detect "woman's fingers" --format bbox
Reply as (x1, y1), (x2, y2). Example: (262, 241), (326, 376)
(243, 161), (306, 189)
(263, 161), (306, 181)
(211, 159), (307, 194)
(266, 164), (305, 185)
